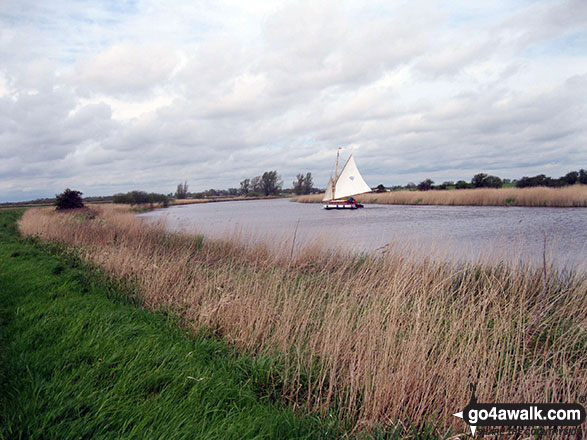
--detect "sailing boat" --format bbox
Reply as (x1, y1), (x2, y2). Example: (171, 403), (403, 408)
(323, 148), (372, 209)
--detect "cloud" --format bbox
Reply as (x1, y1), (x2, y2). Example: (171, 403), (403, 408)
(498, 0), (587, 49)
(70, 43), (178, 97)
(0, 0), (586, 201)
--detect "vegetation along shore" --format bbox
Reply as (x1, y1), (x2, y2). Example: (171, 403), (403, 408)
(0, 209), (351, 439)
(12, 204), (587, 438)
(294, 185), (587, 207)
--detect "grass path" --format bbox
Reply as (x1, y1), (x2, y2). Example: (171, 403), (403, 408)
(0, 209), (342, 439)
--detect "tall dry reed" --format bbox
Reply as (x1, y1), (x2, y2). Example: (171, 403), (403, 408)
(19, 205), (587, 436)
(295, 185), (587, 207)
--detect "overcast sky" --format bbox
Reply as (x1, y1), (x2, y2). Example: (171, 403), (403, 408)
(1, 0), (586, 201)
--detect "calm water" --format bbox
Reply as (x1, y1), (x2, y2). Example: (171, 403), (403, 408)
(139, 199), (587, 269)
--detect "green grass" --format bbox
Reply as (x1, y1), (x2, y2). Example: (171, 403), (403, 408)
(0, 209), (344, 439)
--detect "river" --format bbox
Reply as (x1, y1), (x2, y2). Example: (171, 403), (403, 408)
(138, 198), (587, 269)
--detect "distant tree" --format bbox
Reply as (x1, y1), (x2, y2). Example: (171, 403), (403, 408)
(405, 182), (417, 190)
(484, 175), (503, 188)
(472, 173), (502, 188)
(562, 171), (579, 185)
(239, 178), (250, 195)
(516, 174), (549, 188)
(293, 173), (305, 195)
(250, 176), (262, 194)
(228, 188), (239, 196)
(175, 181), (188, 199)
(441, 181), (454, 188)
(455, 180), (473, 189)
(149, 193), (170, 207)
(417, 179), (434, 191)
(302, 172), (313, 194)
(516, 173), (576, 188)
(55, 188), (84, 210)
(113, 191), (169, 207)
(516, 176), (532, 188)
(112, 193), (128, 203)
(471, 173), (488, 188)
(260, 171), (283, 196)
(375, 184), (386, 192)
(293, 172), (314, 195)
(130, 190), (149, 204)
(580, 169), (587, 185)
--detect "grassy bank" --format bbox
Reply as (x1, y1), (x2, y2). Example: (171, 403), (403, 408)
(17, 205), (587, 438)
(294, 185), (587, 207)
(0, 209), (348, 439)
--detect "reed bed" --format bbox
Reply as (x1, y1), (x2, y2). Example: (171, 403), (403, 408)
(19, 205), (587, 436)
(295, 185), (587, 207)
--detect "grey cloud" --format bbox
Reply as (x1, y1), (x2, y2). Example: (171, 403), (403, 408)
(499, 0), (587, 49)
(415, 0), (587, 78)
(1, 1), (586, 201)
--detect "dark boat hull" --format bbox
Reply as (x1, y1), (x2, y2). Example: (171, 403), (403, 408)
(323, 201), (364, 210)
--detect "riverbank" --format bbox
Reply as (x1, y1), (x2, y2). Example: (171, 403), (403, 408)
(171, 195), (283, 205)
(17, 205), (587, 437)
(294, 185), (587, 207)
(0, 209), (347, 439)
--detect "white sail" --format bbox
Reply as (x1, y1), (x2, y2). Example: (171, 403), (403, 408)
(322, 177), (334, 201)
(332, 155), (371, 199)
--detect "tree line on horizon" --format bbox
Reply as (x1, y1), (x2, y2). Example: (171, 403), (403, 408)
(21, 167), (586, 210)
(174, 171), (318, 199)
(183, 168), (586, 198)
(387, 169), (587, 192)
(113, 191), (170, 206)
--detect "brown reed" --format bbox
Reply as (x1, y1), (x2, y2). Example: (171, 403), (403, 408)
(294, 185), (587, 207)
(18, 205), (587, 436)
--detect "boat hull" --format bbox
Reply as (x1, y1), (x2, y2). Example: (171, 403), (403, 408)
(323, 202), (364, 210)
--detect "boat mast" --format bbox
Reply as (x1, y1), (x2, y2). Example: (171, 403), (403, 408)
(333, 147), (341, 200)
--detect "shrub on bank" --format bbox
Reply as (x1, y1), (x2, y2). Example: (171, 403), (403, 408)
(113, 191), (169, 207)
(55, 188), (84, 210)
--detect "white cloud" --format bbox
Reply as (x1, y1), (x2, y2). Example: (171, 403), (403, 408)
(70, 43), (178, 97)
(0, 0), (586, 201)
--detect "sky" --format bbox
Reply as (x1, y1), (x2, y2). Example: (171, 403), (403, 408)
(1, 0), (586, 201)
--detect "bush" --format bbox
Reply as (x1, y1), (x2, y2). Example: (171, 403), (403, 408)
(516, 174), (551, 188)
(472, 173), (502, 188)
(113, 191), (169, 207)
(417, 179), (434, 191)
(455, 180), (473, 189)
(562, 171), (578, 185)
(55, 189), (84, 210)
